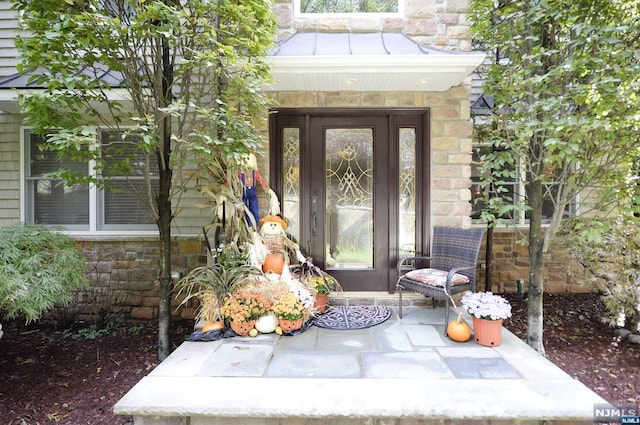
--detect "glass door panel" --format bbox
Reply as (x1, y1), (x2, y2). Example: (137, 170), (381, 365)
(325, 128), (374, 269)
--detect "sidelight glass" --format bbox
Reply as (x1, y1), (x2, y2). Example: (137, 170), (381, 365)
(399, 128), (416, 256)
(282, 127), (301, 242)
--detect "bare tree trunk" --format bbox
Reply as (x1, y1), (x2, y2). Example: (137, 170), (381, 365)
(527, 175), (546, 355)
(157, 30), (174, 361)
(485, 225), (493, 292)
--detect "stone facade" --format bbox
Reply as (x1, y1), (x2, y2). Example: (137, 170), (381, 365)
(57, 237), (208, 323)
(477, 229), (594, 295)
(2, 1), (597, 324)
(60, 229), (592, 323)
(273, 0), (474, 51)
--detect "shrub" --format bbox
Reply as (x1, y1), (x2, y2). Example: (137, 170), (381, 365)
(566, 219), (640, 332)
(0, 223), (89, 323)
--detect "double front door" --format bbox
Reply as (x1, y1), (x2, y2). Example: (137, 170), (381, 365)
(269, 109), (430, 292)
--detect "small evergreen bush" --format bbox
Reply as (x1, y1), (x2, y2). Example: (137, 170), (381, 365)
(0, 223), (89, 323)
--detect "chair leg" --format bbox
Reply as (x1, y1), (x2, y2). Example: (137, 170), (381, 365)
(432, 298), (436, 309)
(444, 300), (449, 336)
(398, 285), (403, 319)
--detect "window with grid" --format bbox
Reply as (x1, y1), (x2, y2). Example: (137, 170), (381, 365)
(24, 129), (158, 232)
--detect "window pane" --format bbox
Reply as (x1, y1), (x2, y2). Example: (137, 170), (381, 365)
(28, 133), (89, 226)
(101, 131), (158, 177)
(282, 127), (301, 242)
(104, 180), (156, 225)
(30, 179), (89, 225)
(300, 0), (398, 13)
(100, 130), (158, 227)
(325, 128), (373, 269)
(399, 128), (416, 256)
(471, 145), (516, 221)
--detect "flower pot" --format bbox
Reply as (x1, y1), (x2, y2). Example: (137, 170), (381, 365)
(278, 317), (304, 332)
(230, 319), (256, 336)
(472, 317), (503, 347)
(314, 293), (329, 313)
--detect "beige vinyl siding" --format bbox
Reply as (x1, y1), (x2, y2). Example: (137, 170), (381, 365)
(0, 113), (21, 226)
(0, 4), (20, 78)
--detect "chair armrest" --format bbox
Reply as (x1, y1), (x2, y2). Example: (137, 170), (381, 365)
(397, 256), (432, 276)
(444, 265), (476, 290)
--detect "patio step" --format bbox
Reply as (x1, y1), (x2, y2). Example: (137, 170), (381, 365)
(115, 306), (607, 425)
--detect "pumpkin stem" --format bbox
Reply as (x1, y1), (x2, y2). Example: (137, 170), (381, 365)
(456, 312), (463, 323)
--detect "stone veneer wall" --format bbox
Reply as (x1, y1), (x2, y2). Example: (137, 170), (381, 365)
(273, 0), (474, 51)
(477, 229), (594, 294)
(59, 229), (592, 324)
(64, 237), (207, 323)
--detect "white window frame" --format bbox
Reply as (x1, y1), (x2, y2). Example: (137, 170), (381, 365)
(20, 127), (158, 235)
(294, 0), (404, 18)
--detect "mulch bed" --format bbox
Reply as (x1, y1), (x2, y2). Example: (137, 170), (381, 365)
(0, 292), (638, 424)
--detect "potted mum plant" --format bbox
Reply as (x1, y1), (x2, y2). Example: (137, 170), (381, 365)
(461, 291), (512, 347)
(220, 291), (270, 336)
(311, 275), (332, 313)
(272, 292), (306, 332)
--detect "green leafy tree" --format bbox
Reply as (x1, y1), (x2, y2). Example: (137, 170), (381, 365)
(12, 0), (276, 359)
(469, 0), (640, 354)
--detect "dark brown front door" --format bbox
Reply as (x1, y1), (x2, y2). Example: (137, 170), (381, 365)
(269, 109), (430, 292)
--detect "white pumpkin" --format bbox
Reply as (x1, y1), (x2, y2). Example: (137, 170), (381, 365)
(255, 312), (278, 334)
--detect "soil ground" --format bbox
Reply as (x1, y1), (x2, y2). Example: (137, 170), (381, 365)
(0, 293), (638, 424)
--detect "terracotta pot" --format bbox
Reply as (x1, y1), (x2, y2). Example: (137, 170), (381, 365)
(472, 317), (503, 347)
(314, 293), (329, 313)
(230, 319), (256, 337)
(278, 317), (304, 332)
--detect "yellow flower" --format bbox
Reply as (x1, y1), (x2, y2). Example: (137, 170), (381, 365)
(272, 292), (305, 320)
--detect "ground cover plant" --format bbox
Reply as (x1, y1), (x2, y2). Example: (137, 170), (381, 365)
(0, 293), (637, 424)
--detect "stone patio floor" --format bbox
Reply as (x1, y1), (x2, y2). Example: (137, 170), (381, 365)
(114, 295), (607, 425)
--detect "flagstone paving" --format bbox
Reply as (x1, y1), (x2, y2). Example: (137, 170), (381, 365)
(115, 304), (607, 425)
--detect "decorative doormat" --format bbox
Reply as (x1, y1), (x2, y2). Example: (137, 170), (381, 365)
(312, 305), (392, 330)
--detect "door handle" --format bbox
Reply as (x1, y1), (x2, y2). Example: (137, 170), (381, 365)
(311, 196), (318, 236)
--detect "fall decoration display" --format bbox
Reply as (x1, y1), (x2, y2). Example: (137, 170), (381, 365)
(201, 321), (225, 332)
(262, 252), (285, 274)
(255, 312), (279, 333)
(220, 291), (270, 322)
(446, 313), (471, 342)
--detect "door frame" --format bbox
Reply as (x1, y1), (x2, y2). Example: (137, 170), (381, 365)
(269, 108), (432, 292)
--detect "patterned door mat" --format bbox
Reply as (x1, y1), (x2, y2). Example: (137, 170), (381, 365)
(312, 305), (392, 330)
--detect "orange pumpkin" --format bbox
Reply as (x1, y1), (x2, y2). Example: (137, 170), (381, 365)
(447, 313), (471, 342)
(262, 252), (285, 274)
(202, 321), (225, 332)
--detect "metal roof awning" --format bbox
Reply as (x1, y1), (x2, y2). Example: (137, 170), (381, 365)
(0, 32), (485, 112)
(0, 64), (127, 113)
(265, 32), (485, 92)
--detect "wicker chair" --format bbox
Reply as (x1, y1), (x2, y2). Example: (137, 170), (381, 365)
(396, 226), (484, 333)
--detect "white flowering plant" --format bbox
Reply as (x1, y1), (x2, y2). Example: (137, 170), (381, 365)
(461, 292), (512, 321)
